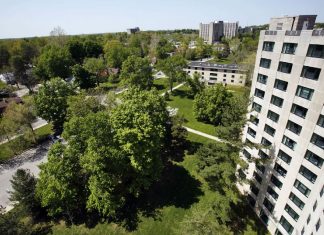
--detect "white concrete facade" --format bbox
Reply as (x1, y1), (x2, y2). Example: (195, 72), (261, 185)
(241, 28), (324, 235)
(185, 61), (246, 86)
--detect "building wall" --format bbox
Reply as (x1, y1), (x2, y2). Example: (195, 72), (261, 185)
(185, 66), (246, 86)
(269, 15), (317, 31)
(224, 22), (238, 39)
(241, 29), (324, 235)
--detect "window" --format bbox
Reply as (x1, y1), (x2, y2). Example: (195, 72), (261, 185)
(271, 175), (283, 189)
(274, 163), (287, 177)
(232, 70), (235, 73)
(274, 79), (288, 91)
(256, 162), (265, 173)
(289, 192), (305, 209)
(278, 62), (293, 73)
(223, 74), (226, 77)
(316, 219), (321, 231)
(307, 214), (311, 224)
(242, 149), (251, 159)
(271, 95), (284, 107)
(299, 165), (317, 183)
(257, 73), (268, 84)
(250, 115), (259, 126)
(320, 185), (324, 197)
(313, 200), (317, 211)
(282, 135), (296, 150)
(210, 73), (218, 76)
(301, 227), (305, 235)
(301, 66), (321, 80)
(247, 127), (256, 138)
(248, 194), (256, 207)
(278, 150), (292, 164)
(305, 150), (323, 168)
(275, 229), (283, 235)
(252, 102), (262, 113)
(264, 124), (276, 136)
(261, 137), (271, 147)
(294, 179), (311, 197)
(210, 77), (217, 80)
(267, 186), (279, 200)
(285, 204), (300, 221)
(267, 110), (279, 122)
(250, 183), (259, 196)
(317, 115), (324, 128)
(263, 41), (275, 51)
(258, 150), (269, 159)
(311, 133), (324, 149)
(260, 58), (271, 68)
(263, 197), (274, 213)
(279, 216), (294, 234)
(253, 171), (262, 184)
(223, 79), (226, 82)
(282, 43), (297, 54)
(291, 104), (308, 118)
(259, 209), (269, 224)
(211, 68), (218, 72)
(307, 44), (324, 58)
(254, 88), (265, 99)
(296, 85), (314, 100)
(286, 120), (302, 135)
(231, 75), (234, 78)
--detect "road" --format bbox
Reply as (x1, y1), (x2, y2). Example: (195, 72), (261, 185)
(0, 141), (51, 212)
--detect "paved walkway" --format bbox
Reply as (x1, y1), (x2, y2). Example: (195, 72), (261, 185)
(183, 126), (224, 142)
(160, 82), (185, 96)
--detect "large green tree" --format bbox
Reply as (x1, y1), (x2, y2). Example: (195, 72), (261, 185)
(83, 57), (106, 86)
(34, 45), (73, 81)
(120, 55), (153, 89)
(193, 84), (232, 125)
(157, 55), (187, 92)
(0, 44), (10, 71)
(34, 77), (74, 134)
(104, 40), (129, 68)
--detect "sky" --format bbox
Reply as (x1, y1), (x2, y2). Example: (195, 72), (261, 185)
(1, 0), (324, 39)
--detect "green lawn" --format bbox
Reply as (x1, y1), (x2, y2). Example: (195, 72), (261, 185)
(152, 77), (180, 95)
(167, 85), (217, 136)
(51, 132), (268, 235)
(0, 123), (53, 162)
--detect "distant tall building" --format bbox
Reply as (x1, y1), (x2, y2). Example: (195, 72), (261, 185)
(241, 15), (324, 235)
(199, 21), (238, 44)
(127, 27), (140, 34)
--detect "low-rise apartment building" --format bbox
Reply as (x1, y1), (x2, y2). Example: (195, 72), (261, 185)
(185, 61), (246, 86)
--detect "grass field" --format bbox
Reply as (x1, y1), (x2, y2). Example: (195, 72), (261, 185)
(152, 77), (180, 95)
(50, 132), (268, 235)
(0, 123), (53, 162)
(167, 85), (217, 136)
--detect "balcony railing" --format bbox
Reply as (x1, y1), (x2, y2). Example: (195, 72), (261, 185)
(312, 30), (324, 36)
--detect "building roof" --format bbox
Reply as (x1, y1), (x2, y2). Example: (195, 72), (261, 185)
(188, 61), (246, 71)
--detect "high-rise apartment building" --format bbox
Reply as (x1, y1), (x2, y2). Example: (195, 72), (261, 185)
(199, 21), (238, 44)
(241, 15), (324, 235)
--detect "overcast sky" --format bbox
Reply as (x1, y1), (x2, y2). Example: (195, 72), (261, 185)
(1, 0), (324, 39)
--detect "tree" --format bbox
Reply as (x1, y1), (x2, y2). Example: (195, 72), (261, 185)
(67, 93), (103, 119)
(187, 72), (205, 97)
(9, 169), (43, 219)
(34, 45), (73, 81)
(34, 77), (74, 134)
(193, 84), (232, 125)
(36, 142), (85, 222)
(83, 40), (103, 58)
(71, 64), (95, 89)
(104, 40), (129, 68)
(156, 38), (175, 59)
(157, 55), (187, 92)
(83, 57), (106, 86)
(67, 38), (86, 64)
(2, 97), (37, 142)
(0, 44), (10, 71)
(197, 142), (241, 224)
(120, 55), (153, 89)
(49, 26), (67, 46)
